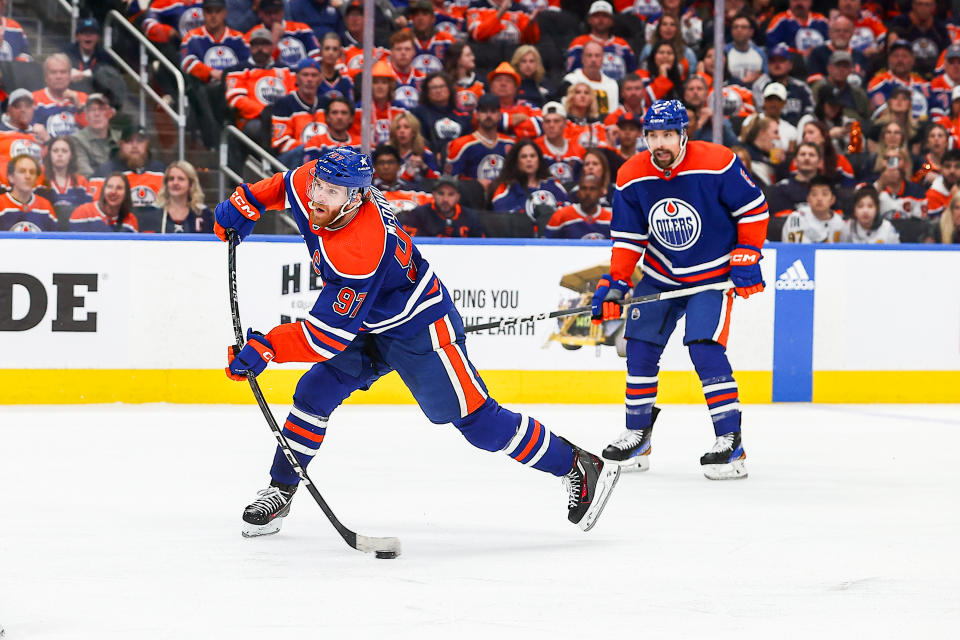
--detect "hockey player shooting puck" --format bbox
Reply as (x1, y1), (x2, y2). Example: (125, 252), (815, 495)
(375, 551), (398, 559)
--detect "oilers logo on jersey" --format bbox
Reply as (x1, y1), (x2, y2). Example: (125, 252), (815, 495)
(394, 85), (420, 109)
(455, 90), (478, 113)
(794, 28), (825, 51)
(277, 36), (308, 67)
(0, 41), (14, 61)
(204, 46), (239, 69)
(602, 53), (626, 81)
(478, 154), (505, 181)
(549, 161), (574, 182)
(434, 117), (462, 141)
(524, 189), (559, 219)
(8, 138), (42, 161)
(133, 186), (158, 207)
(412, 53), (443, 75)
(46, 112), (78, 137)
(492, 22), (521, 43)
(300, 122), (328, 143)
(255, 77), (287, 105)
(648, 198), (702, 250)
(179, 8), (203, 34)
(8, 220), (43, 232)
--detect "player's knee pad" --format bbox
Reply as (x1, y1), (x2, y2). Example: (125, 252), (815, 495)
(688, 340), (733, 381)
(452, 397), (521, 452)
(626, 339), (664, 375)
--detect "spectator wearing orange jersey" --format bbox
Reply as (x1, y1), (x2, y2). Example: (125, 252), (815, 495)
(341, 0), (388, 79)
(70, 172), (139, 233)
(544, 174), (611, 239)
(466, 0), (541, 45)
(634, 42), (684, 115)
(303, 97), (361, 163)
(535, 101), (586, 184)
(0, 90), (46, 186)
(373, 144), (432, 212)
(925, 149), (960, 219)
(271, 59), (327, 165)
(90, 125), (166, 213)
(562, 83), (609, 150)
(353, 59), (408, 147)
(225, 29), (296, 143)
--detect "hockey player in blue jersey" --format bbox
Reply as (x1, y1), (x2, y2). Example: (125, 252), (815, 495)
(591, 99), (769, 480)
(214, 148), (620, 535)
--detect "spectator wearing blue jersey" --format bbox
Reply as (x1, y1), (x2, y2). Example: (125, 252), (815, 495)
(317, 33), (354, 107)
(511, 45), (552, 108)
(288, 0), (345, 43)
(490, 139), (570, 221)
(390, 112), (440, 185)
(400, 175), (486, 238)
(544, 174), (611, 239)
(36, 136), (92, 223)
(411, 72), (472, 154)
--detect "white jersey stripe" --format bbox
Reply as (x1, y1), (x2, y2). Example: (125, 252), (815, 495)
(367, 291), (444, 334)
(730, 193), (766, 217)
(364, 265), (435, 328)
(613, 241), (645, 253)
(435, 341), (468, 417)
(285, 439), (320, 456)
(611, 230), (649, 241)
(290, 406), (327, 428)
(702, 381), (738, 394)
(738, 211), (769, 224)
(711, 290), (730, 342)
(304, 315), (356, 341)
(626, 375), (658, 384)
(626, 397), (656, 406)
(502, 414), (530, 453)
(299, 324), (338, 360)
(646, 244), (731, 274)
(525, 429), (551, 467)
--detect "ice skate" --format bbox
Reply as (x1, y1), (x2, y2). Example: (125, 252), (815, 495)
(242, 482), (297, 537)
(700, 432), (748, 480)
(602, 407), (658, 471)
(563, 444), (620, 531)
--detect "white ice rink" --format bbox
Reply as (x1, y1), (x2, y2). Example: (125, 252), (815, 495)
(1, 403), (958, 639)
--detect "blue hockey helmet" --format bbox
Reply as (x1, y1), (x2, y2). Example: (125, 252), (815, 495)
(310, 148), (374, 189)
(642, 99), (689, 133)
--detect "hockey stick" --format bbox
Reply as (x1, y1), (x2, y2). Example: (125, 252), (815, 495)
(226, 230), (401, 558)
(464, 280), (734, 333)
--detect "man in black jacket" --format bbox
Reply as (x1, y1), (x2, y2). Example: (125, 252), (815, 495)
(400, 175), (485, 237)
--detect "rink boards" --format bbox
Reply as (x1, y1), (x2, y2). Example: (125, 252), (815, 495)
(0, 233), (958, 404)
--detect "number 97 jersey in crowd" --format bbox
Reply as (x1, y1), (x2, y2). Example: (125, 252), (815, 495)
(231, 160), (454, 363)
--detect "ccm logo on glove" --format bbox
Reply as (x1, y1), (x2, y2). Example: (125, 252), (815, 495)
(730, 252), (758, 264)
(230, 190), (261, 221)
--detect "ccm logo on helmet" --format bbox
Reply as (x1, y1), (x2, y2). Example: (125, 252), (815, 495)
(230, 190), (261, 221)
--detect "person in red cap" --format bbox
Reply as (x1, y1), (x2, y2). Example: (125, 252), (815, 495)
(352, 59), (408, 147)
(487, 62), (542, 139)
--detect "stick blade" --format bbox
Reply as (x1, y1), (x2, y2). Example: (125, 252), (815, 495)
(355, 535), (402, 557)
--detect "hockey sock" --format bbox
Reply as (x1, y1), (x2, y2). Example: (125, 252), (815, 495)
(269, 405), (328, 486)
(625, 339), (664, 430)
(453, 398), (574, 477)
(688, 340), (741, 436)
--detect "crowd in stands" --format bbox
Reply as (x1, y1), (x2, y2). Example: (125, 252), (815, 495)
(2, 0), (960, 244)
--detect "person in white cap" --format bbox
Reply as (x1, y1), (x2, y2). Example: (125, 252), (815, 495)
(567, 1), (637, 82)
(534, 101), (586, 183)
(741, 82), (798, 153)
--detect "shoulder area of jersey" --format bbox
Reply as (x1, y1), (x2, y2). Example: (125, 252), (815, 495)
(616, 141), (735, 187)
(318, 198), (391, 279)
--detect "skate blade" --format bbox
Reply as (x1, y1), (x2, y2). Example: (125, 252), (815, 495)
(579, 464), (621, 532)
(702, 459), (748, 481)
(242, 519), (283, 538)
(605, 453), (650, 473)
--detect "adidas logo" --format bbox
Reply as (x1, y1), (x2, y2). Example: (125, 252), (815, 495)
(776, 259), (815, 290)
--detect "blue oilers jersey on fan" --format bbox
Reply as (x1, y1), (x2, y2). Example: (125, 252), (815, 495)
(490, 178), (570, 217)
(238, 161), (454, 365)
(611, 140), (769, 289)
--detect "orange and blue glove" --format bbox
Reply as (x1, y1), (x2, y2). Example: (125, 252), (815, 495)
(730, 245), (765, 298)
(226, 329), (275, 381)
(591, 275), (632, 324)
(214, 185), (263, 242)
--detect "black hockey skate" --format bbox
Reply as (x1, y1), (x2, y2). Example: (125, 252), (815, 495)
(242, 481), (297, 538)
(602, 406), (660, 472)
(700, 432), (748, 480)
(563, 442), (620, 531)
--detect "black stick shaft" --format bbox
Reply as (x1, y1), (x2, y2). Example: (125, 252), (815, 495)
(463, 281), (733, 333)
(227, 231), (370, 552)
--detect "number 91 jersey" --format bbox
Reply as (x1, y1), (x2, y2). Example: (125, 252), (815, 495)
(611, 141), (769, 289)
(241, 161), (453, 363)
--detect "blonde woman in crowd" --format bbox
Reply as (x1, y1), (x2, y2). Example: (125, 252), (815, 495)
(511, 45), (551, 107)
(564, 82), (609, 149)
(143, 161), (213, 233)
(389, 112), (439, 185)
(937, 190), (960, 243)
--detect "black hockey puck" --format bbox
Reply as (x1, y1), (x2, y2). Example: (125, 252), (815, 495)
(375, 550), (397, 559)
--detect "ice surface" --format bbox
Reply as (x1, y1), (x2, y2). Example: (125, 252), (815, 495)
(1, 403), (958, 639)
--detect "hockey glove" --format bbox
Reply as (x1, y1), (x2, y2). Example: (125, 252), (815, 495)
(591, 275), (632, 324)
(730, 245), (765, 299)
(214, 186), (263, 242)
(226, 329), (275, 381)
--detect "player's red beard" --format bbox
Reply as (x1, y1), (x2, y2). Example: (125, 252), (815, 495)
(308, 201), (336, 230)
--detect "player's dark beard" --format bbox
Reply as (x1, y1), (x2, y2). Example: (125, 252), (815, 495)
(652, 149), (675, 168)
